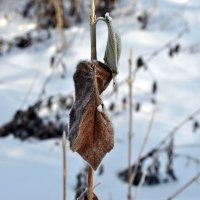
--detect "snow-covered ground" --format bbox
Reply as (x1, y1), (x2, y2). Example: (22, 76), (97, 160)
(0, 0), (200, 199)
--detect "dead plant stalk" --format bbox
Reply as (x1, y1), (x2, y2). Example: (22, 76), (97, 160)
(62, 131), (67, 200)
(128, 49), (134, 200)
(133, 171), (147, 200)
(130, 107), (156, 186)
(88, 0), (97, 199)
(53, 0), (65, 50)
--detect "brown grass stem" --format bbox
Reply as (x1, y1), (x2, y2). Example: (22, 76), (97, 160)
(88, 166), (94, 200)
(62, 131), (67, 200)
(133, 171), (147, 200)
(87, 1), (97, 199)
(90, 0), (97, 60)
(53, 0), (65, 50)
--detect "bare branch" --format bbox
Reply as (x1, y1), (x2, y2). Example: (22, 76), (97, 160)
(133, 171), (147, 200)
(130, 106), (156, 186)
(156, 108), (200, 149)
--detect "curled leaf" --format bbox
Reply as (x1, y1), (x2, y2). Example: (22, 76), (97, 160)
(97, 13), (121, 74)
(69, 61), (114, 170)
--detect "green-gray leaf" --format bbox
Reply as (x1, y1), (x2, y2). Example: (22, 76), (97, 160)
(97, 13), (121, 74)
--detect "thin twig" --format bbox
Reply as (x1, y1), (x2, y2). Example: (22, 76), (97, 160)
(167, 172), (200, 200)
(133, 171), (147, 200)
(156, 108), (200, 149)
(37, 50), (64, 100)
(104, 29), (187, 101)
(38, 67), (56, 100)
(128, 48), (134, 200)
(109, 192), (113, 200)
(20, 72), (40, 109)
(146, 28), (188, 63)
(175, 144), (200, 149)
(62, 131), (67, 200)
(132, 108), (200, 168)
(130, 106), (156, 187)
(174, 153), (200, 165)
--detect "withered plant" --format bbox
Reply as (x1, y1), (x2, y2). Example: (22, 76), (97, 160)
(68, 0), (121, 199)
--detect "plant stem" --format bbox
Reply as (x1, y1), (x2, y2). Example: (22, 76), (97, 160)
(133, 171), (147, 200)
(62, 131), (67, 200)
(157, 108), (200, 149)
(128, 48), (134, 200)
(90, 0), (97, 60)
(88, 166), (94, 200)
(130, 107), (156, 186)
(87, 1), (96, 200)
(53, 0), (65, 50)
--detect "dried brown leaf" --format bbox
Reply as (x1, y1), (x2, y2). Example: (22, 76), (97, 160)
(69, 61), (114, 170)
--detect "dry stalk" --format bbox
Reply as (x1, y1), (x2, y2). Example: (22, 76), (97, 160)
(128, 48), (134, 200)
(167, 172), (200, 200)
(53, 0), (65, 50)
(88, 167), (94, 200)
(20, 72), (40, 109)
(87, 0), (97, 199)
(130, 107), (156, 185)
(109, 192), (113, 200)
(129, 107), (200, 172)
(156, 108), (200, 149)
(133, 171), (147, 200)
(62, 131), (67, 200)
(90, 0), (97, 60)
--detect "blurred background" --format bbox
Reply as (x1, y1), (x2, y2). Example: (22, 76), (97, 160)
(0, 0), (200, 199)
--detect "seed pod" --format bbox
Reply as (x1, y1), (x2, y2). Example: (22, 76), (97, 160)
(135, 102), (141, 112)
(174, 44), (180, 53)
(193, 121), (199, 132)
(152, 81), (158, 95)
(122, 97), (127, 110)
(137, 57), (145, 69)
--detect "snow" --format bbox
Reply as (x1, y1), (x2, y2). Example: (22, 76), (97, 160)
(0, 0), (200, 199)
